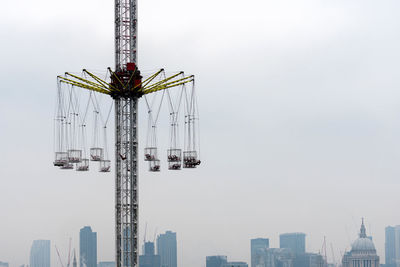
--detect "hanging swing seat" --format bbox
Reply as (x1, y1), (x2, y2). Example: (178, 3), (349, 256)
(90, 147), (104, 161)
(149, 160), (160, 172)
(54, 152), (69, 166)
(168, 162), (181, 170)
(60, 162), (74, 170)
(183, 151), (201, 168)
(144, 147), (158, 161)
(68, 149), (82, 163)
(167, 149), (181, 162)
(76, 159), (90, 171)
(99, 159), (111, 172)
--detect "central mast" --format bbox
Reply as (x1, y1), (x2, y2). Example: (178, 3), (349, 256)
(115, 0), (137, 70)
(115, 0), (138, 266)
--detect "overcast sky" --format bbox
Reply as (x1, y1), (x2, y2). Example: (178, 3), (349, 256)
(1, 0), (400, 267)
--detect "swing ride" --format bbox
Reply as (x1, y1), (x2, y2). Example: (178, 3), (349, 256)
(53, 69), (200, 172)
(52, 0), (201, 266)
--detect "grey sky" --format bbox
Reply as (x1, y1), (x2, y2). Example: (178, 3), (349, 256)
(1, 0), (400, 267)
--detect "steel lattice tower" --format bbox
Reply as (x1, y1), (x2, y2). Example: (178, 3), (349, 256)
(115, 0), (138, 266)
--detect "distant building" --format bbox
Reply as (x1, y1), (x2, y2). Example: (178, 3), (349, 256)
(386, 226), (400, 267)
(293, 253), (326, 267)
(139, 241), (160, 267)
(206, 255), (228, 267)
(30, 240), (50, 267)
(257, 248), (294, 267)
(280, 233), (306, 255)
(251, 238), (270, 267)
(222, 262), (248, 267)
(98, 261), (116, 267)
(342, 219), (379, 267)
(0, 262), (9, 267)
(80, 226), (97, 267)
(157, 231), (177, 267)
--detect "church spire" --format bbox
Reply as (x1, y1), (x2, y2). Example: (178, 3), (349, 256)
(360, 218), (367, 238)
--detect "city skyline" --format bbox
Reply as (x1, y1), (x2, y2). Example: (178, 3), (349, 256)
(4, 222), (398, 267)
(2, 0), (400, 266)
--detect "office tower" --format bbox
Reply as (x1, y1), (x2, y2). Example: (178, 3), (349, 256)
(386, 226), (396, 267)
(251, 238), (269, 267)
(80, 226), (97, 267)
(386, 225), (400, 267)
(139, 241), (161, 267)
(0, 262), (9, 267)
(222, 262), (248, 267)
(279, 233), (306, 255)
(30, 240), (50, 267)
(157, 231), (177, 267)
(206, 256), (228, 267)
(98, 262), (116, 267)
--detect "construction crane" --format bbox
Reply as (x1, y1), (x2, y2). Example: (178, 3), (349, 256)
(330, 243), (337, 267)
(55, 245), (65, 267)
(55, 239), (73, 267)
(53, 0), (200, 267)
(66, 238), (72, 267)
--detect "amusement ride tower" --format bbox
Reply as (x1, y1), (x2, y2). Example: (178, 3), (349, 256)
(53, 0), (200, 266)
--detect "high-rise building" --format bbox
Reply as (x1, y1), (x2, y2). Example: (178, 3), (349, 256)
(0, 262), (9, 267)
(222, 262), (248, 267)
(98, 262), (116, 267)
(206, 256), (228, 267)
(139, 241), (161, 267)
(386, 226), (400, 267)
(157, 231), (177, 267)
(279, 233), (306, 255)
(80, 226), (97, 267)
(251, 238), (269, 267)
(342, 220), (379, 267)
(30, 240), (50, 267)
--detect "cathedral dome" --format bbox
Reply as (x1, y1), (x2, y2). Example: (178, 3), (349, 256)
(342, 219), (380, 267)
(350, 219), (376, 253)
(351, 237), (376, 252)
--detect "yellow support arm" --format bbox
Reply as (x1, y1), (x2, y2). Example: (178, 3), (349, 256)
(83, 69), (116, 91)
(57, 76), (110, 95)
(143, 72), (184, 92)
(57, 68), (195, 97)
(65, 72), (110, 92)
(143, 75), (194, 95)
(139, 69), (164, 89)
(107, 68), (125, 89)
